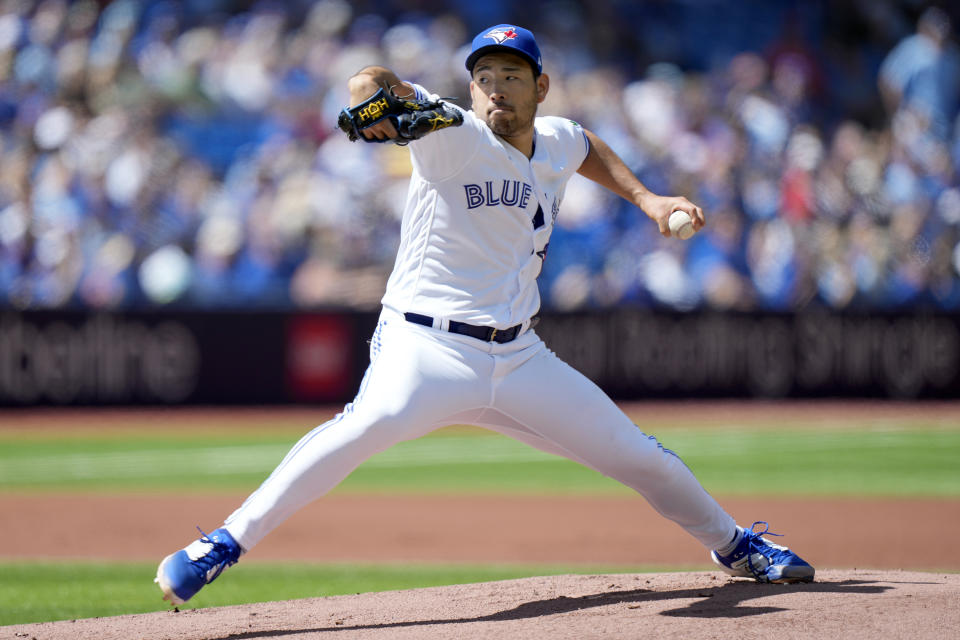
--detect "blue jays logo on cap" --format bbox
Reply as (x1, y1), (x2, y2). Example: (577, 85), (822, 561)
(483, 26), (520, 45)
(465, 24), (542, 76)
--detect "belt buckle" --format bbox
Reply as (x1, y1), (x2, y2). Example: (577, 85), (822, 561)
(489, 328), (498, 342)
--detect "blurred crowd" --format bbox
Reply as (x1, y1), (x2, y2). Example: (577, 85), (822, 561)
(1, 0), (959, 312)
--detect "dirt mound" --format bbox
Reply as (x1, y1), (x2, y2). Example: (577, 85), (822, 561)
(5, 570), (957, 640)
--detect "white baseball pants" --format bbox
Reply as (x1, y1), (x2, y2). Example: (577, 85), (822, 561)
(224, 309), (736, 552)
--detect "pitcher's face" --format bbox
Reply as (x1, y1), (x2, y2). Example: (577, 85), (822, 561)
(470, 52), (547, 138)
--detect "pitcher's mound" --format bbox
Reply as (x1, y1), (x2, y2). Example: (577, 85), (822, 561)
(6, 570), (959, 640)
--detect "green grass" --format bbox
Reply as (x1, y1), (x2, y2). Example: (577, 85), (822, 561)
(1, 424), (958, 497)
(0, 560), (659, 626)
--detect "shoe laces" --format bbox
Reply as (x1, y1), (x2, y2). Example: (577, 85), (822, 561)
(741, 521), (789, 582)
(194, 527), (240, 584)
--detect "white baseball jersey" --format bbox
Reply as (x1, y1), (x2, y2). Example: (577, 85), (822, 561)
(381, 84), (590, 330)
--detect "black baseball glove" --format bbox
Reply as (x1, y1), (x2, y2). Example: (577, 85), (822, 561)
(337, 87), (463, 145)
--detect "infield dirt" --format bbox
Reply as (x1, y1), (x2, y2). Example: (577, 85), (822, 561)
(1, 493), (958, 570)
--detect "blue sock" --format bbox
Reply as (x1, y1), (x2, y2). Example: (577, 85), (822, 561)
(715, 526), (743, 556)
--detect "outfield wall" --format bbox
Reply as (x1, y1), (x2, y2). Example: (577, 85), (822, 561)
(0, 310), (957, 406)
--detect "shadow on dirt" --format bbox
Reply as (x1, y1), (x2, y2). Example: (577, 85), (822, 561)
(210, 579), (891, 639)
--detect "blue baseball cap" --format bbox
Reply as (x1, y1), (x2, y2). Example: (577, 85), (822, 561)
(465, 24), (542, 76)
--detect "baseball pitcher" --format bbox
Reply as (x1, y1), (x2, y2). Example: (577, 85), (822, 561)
(156, 24), (814, 606)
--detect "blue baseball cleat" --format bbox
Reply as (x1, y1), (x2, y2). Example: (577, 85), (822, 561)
(155, 527), (243, 605)
(711, 521), (815, 584)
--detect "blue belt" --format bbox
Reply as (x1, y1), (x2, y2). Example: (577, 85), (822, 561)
(404, 312), (522, 344)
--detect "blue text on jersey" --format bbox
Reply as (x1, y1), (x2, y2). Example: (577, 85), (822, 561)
(464, 180), (533, 209)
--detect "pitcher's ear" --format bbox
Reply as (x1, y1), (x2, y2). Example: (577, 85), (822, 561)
(537, 73), (549, 103)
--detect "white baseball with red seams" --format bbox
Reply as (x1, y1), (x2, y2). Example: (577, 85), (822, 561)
(669, 210), (695, 239)
(220, 81), (737, 555)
